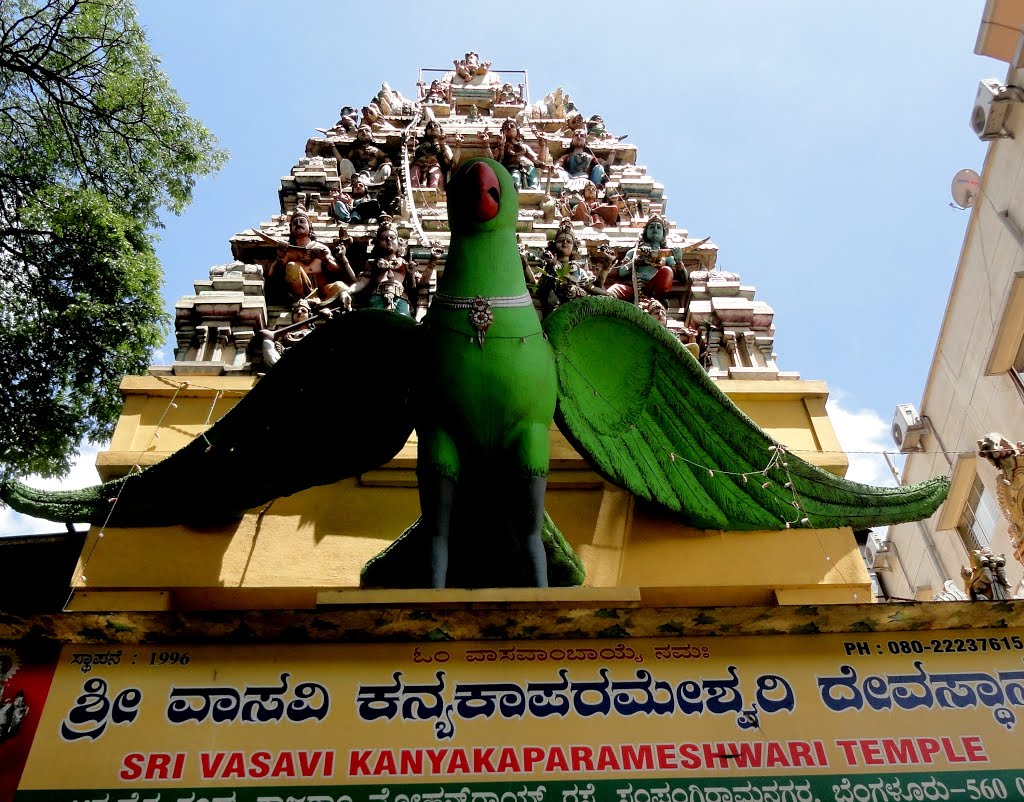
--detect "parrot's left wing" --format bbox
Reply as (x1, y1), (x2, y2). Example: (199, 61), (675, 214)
(1, 310), (419, 527)
(544, 298), (949, 531)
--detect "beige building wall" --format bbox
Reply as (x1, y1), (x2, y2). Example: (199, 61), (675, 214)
(886, 0), (1024, 600)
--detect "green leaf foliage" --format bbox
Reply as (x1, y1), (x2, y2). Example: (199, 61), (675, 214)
(0, 0), (226, 478)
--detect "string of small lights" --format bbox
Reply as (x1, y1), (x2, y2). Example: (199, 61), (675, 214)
(552, 345), (907, 602)
(74, 382), (190, 595)
(69, 346), (924, 606)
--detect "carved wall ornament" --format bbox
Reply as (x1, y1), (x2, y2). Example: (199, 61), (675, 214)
(961, 547), (1013, 601)
(978, 432), (1024, 566)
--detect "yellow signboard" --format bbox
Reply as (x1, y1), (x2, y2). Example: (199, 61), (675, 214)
(12, 630), (1024, 801)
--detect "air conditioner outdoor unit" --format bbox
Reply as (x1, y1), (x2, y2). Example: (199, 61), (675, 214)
(972, 79), (1015, 140)
(892, 403), (926, 454)
(864, 532), (890, 571)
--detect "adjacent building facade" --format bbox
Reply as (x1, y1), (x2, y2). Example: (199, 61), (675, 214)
(884, 0), (1024, 602)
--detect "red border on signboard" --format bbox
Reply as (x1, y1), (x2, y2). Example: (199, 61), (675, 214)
(0, 645), (59, 802)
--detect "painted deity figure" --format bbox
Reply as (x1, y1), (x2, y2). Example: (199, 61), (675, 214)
(556, 129), (608, 190)
(331, 106), (358, 134)
(494, 82), (523, 105)
(259, 298), (333, 368)
(266, 209), (355, 306)
(0, 691), (27, 741)
(347, 177), (383, 224)
(334, 125), (392, 186)
(585, 113), (621, 143)
(344, 217), (439, 317)
(537, 220), (611, 317)
(453, 51), (491, 82)
(360, 102), (396, 131)
(484, 119), (541, 190)
(330, 188), (353, 223)
(558, 112), (586, 139)
(569, 181), (606, 228)
(375, 83), (412, 116)
(607, 214), (677, 303)
(594, 187), (625, 227)
(410, 121), (461, 189)
(422, 79), (449, 105)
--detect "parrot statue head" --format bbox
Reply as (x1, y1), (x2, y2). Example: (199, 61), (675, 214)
(437, 157), (525, 300)
(446, 157), (519, 233)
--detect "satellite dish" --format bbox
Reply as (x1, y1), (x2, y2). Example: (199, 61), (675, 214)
(951, 168), (980, 208)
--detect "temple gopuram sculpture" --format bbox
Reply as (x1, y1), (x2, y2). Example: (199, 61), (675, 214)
(1, 50), (951, 591)
(220, 50), (750, 360)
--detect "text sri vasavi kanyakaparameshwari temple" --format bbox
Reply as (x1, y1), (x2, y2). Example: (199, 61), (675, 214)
(1, 52), (1022, 802)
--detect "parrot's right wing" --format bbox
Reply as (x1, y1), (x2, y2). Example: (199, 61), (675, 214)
(1, 310), (419, 527)
(544, 298), (949, 532)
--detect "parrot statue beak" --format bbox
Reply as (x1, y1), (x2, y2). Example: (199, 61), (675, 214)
(455, 160), (501, 222)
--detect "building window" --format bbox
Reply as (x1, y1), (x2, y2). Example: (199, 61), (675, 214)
(1012, 336), (1024, 403)
(956, 475), (1001, 551)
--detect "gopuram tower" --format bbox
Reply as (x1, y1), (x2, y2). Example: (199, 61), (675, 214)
(165, 56), (787, 384)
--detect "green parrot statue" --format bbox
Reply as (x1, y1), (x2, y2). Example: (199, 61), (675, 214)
(1, 159), (950, 589)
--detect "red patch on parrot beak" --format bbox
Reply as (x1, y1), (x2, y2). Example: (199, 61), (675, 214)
(461, 161), (501, 222)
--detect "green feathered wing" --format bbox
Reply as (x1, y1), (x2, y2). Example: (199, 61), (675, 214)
(543, 297), (949, 531)
(1, 310), (419, 527)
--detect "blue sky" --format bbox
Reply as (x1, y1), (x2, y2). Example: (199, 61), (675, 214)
(0, 1), (995, 533)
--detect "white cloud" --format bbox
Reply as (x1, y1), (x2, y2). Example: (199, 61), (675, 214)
(0, 444), (101, 536)
(826, 392), (902, 487)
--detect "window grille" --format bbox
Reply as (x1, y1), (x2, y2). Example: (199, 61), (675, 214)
(956, 475), (1001, 551)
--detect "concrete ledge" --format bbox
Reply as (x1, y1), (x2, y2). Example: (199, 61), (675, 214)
(2, 600), (1022, 645)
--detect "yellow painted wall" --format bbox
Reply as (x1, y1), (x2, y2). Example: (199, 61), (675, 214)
(71, 375), (869, 611)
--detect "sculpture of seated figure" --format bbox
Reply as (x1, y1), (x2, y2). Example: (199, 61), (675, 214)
(421, 79), (449, 105)
(359, 102), (396, 131)
(343, 217), (439, 317)
(556, 188), (582, 220)
(265, 208), (355, 308)
(493, 82), (523, 105)
(331, 105), (358, 134)
(569, 181), (606, 228)
(260, 296), (343, 368)
(375, 83), (412, 116)
(585, 113), (622, 143)
(638, 297), (669, 327)
(556, 129), (609, 190)
(280, 299), (319, 350)
(453, 51), (491, 82)
(330, 188), (352, 223)
(334, 125), (392, 186)
(557, 112), (586, 138)
(348, 177), (382, 224)
(607, 214), (678, 303)
(594, 187), (625, 227)
(482, 119), (542, 190)
(537, 220), (611, 317)
(409, 121), (461, 188)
